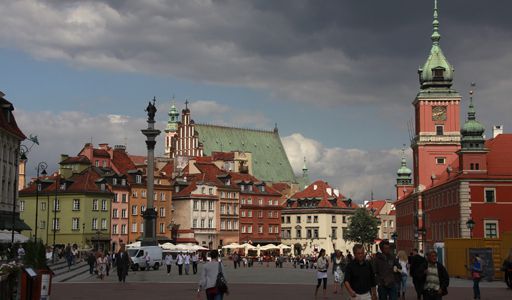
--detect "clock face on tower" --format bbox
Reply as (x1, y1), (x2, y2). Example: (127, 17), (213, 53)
(432, 106), (447, 121)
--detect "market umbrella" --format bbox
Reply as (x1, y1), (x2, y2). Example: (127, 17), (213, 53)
(160, 242), (175, 250)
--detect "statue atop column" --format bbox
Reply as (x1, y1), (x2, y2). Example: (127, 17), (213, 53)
(145, 97), (157, 123)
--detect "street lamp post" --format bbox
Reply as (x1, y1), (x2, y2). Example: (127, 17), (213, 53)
(466, 219), (475, 239)
(34, 162), (48, 241)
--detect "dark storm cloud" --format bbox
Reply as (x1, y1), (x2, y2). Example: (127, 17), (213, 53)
(1, 1), (511, 111)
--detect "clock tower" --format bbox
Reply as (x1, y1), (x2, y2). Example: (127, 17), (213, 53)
(412, 0), (461, 189)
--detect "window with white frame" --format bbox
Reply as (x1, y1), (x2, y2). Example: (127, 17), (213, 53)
(258, 198), (263, 206)
(121, 209), (127, 219)
(141, 190), (146, 198)
(269, 226), (273, 234)
(140, 223), (144, 232)
(258, 211), (263, 218)
(193, 200), (199, 211)
(92, 199), (98, 211)
(248, 225), (253, 233)
(160, 223), (165, 233)
(209, 188), (213, 195)
(484, 220), (499, 238)
(220, 204), (225, 214)
(209, 200), (214, 211)
(258, 225), (263, 234)
(313, 216), (318, 223)
(193, 219), (197, 228)
(41, 202), (46, 211)
(221, 221), (225, 230)
(136, 175), (142, 184)
(201, 200), (206, 211)
(141, 205), (145, 213)
(200, 219), (205, 228)
(484, 188), (496, 203)
(132, 191), (138, 198)
(113, 224), (118, 234)
(160, 192), (165, 201)
(121, 224), (127, 234)
(241, 210), (246, 217)
(52, 218), (60, 230)
(247, 198), (252, 205)
(92, 218), (98, 230)
(208, 218), (213, 228)
(113, 209), (118, 218)
(234, 220), (238, 230)
(132, 205), (137, 215)
(248, 210), (252, 217)
(101, 219), (107, 230)
(273, 200), (278, 205)
(242, 225), (246, 233)
(39, 220), (45, 229)
(227, 220), (232, 230)
(113, 193), (118, 203)
(71, 218), (80, 230)
(122, 194), (127, 203)
(159, 207), (165, 217)
(240, 198), (245, 205)
(132, 223), (137, 233)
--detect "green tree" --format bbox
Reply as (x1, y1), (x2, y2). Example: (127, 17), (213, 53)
(344, 207), (379, 253)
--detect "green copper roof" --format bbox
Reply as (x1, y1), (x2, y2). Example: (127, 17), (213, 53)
(397, 145), (412, 178)
(461, 88), (485, 148)
(418, 0), (454, 90)
(195, 124), (297, 183)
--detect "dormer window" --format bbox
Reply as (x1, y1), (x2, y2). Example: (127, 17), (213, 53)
(136, 175), (142, 184)
(226, 179), (230, 186)
(121, 179), (126, 186)
(433, 67), (444, 80)
(100, 183), (106, 191)
(175, 186), (180, 193)
(60, 183), (66, 191)
(113, 178), (117, 185)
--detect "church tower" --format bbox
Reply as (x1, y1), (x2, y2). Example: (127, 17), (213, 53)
(164, 100), (180, 156)
(412, 0), (461, 190)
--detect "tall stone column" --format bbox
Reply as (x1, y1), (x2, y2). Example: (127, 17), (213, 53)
(141, 98), (161, 246)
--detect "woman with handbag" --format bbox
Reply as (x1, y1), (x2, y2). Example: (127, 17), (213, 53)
(467, 255), (483, 300)
(198, 250), (228, 300)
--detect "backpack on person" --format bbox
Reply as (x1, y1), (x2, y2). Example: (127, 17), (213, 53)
(215, 262), (228, 294)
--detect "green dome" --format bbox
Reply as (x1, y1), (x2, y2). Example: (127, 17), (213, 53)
(397, 165), (412, 178)
(461, 119), (485, 136)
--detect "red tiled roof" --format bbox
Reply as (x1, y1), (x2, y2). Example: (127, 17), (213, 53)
(159, 161), (174, 176)
(287, 180), (349, 208)
(93, 149), (110, 157)
(388, 210), (396, 216)
(60, 155), (91, 165)
(365, 200), (387, 215)
(271, 182), (291, 193)
(486, 134), (512, 176)
(0, 96), (26, 140)
(129, 155), (147, 166)
(228, 171), (281, 196)
(112, 149), (137, 175)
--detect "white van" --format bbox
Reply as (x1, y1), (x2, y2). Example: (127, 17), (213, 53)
(127, 246), (163, 271)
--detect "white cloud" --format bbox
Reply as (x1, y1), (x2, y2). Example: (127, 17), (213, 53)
(282, 133), (412, 201)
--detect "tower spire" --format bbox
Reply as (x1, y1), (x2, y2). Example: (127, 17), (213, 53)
(431, 0), (441, 45)
(467, 82), (476, 121)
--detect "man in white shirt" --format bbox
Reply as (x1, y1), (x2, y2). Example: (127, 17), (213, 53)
(184, 253), (191, 275)
(164, 253), (174, 275)
(177, 253), (184, 275)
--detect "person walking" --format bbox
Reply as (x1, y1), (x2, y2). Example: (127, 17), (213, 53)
(467, 255), (482, 299)
(315, 249), (329, 298)
(397, 250), (409, 300)
(144, 251), (151, 271)
(410, 248), (427, 300)
(87, 251), (96, 275)
(198, 250), (228, 300)
(332, 250), (345, 295)
(177, 252), (184, 275)
(165, 253), (174, 275)
(96, 252), (108, 280)
(185, 253), (191, 275)
(115, 245), (130, 283)
(65, 244), (73, 271)
(344, 244), (377, 300)
(374, 240), (400, 300)
(415, 251), (449, 300)
(192, 252), (199, 274)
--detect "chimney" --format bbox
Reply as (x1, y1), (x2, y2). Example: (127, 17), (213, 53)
(493, 125), (503, 138)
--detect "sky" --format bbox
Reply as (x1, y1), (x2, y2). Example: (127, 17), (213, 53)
(1, 0), (511, 201)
